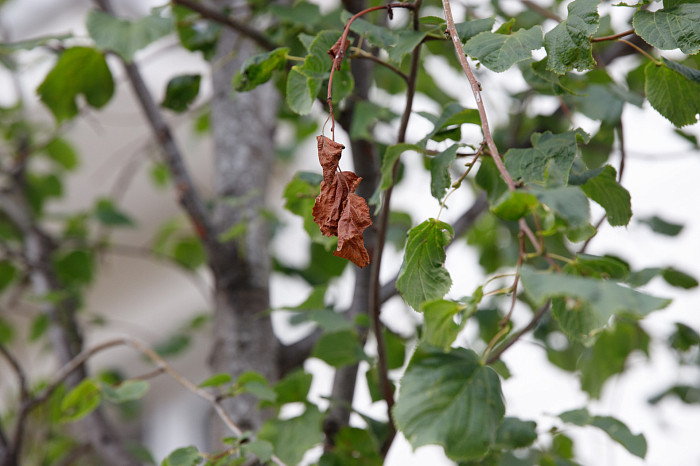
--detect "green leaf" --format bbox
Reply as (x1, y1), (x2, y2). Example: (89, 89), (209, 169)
(236, 371), (276, 401)
(396, 219), (454, 310)
(53, 249), (94, 286)
(370, 144), (421, 208)
(60, 379), (101, 422)
(349, 101), (397, 141)
(455, 18), (497, 43)
(649, 384), (700, 405)
(421, 299), (467, 350)
(0, 317), (13, 345)
(161, 74), (201, 112)
(198, 373), (233, 388)
(286, 67), (321, 115)
(662, 268), (699, 289)
(638, 215), (683, 236)
(430, 145), (459, 200)
(274, 369), (312, 404)
(45, 138), (79, 171)
(347, 16), (427, 64)
(94, 198), (134, 227)
(504, 131), (584, 187)
(37, 47), (114, 122)
(559, 407), (647, 458)
(465, 26), (543, 73)
(162, 446), (201, 466)
(101, 380), (150, 403)
(86, 8), (174, 62)
(418, 103), (480, 147)
(173, 5), (220, 60)
(393, 346), (505, 461)
(0, 260), (17, 293)
(283, 172), (335, 249)
(312, 330), (367, 367)
(534, 186), (590, 229)
(581, 165), (631, 226)
(495, 417), (538, 449)
(319, 427), (382, 466)
(241, 440), (274, 463)
(521, 266), (671, 323)
(384, 329), (406, 370)
(153, 334), (190, 357)
(573, 83), (641, 125)
(644, 62), (700, 127)
(258, 404), (323, 466)
(233, 47), (289, 92)
(579, 321), (649, 397)
(669, 322), (700, 351)
(172, 237), (206, 270)
(29, 313), (49, 342)
(545, 0), (601, 74)
(663, 57), (700, 83)
(633, 4), (700, 54)
(573, 254), (630, 280)
(491, 190), (539, 221)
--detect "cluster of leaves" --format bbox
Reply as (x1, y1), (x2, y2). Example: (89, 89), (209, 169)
(1, 0), (699, 465)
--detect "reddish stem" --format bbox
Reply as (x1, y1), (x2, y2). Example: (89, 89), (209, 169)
(326, 2), (415, 139)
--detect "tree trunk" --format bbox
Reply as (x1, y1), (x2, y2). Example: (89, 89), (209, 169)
(207, 3), (280, 439)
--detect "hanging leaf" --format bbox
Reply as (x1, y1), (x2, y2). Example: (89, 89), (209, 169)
(430, 145), (459, 200)
(465, 26), (543, 73)
(581, 165), (632, 226)
(638, 215), (683, 236)
(454, 18), (497, 43)
(545, 0), (601, 74)
(162, 74), (201, 113)
(312, 136), (372, 267)
(504, 130), (587, 187)
(644, 62), (700, 127)
(258, 405), (324, 466)
(393, 346), (505, 461)
(559, 407), (647, 458)
(521, 266), (671, 327)
(396, 219), (453, 310)
(233, 47), (289, 92)
(633, 4), (700, 54)
(86, 8), (174, 62)
(37, 47), (114, 122)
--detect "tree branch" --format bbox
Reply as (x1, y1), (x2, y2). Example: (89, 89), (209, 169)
(29, 337), (286, 466)
(94, 0), (217, 252)
(171, 0), (277, 51)
(485, 300), (550, 365)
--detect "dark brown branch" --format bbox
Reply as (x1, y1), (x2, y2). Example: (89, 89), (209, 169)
(94, 0), (216, 252)
(485, 300), (550, 365)
(367, 2), (423, 456)
(171, 0), (277, 51)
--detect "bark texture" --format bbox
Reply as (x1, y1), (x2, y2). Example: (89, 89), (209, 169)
(207, 1), (280, 437)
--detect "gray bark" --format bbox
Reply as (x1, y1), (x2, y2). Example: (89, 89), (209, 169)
(207, 2), (280, 438)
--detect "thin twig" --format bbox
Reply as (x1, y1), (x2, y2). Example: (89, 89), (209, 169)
(485, 300), (551, 365)
(591, 29), (634, 43)
(326, 2), (415, 139)
(29, 337), (286, 466)
(617, 120), (626, 182)
(171, 0), (277, 51)
(94, 0), (216, 250)
(0, 342), (29, 402)
(520, 0), (562, 21)
(349, 47), (409, 82)
(619, 38), (661, 64)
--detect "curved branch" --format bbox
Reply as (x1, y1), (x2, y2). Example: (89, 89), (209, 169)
(171, 0), (277, 51)
(485, 300), (551, 365)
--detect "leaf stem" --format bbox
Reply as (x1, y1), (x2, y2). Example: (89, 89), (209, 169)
(485, 300), (551, 365)
(326, 2), (416, 139)
(619, 38), (662, 65)
(349, 47), (409, 82)
(436, 154), (480, 221)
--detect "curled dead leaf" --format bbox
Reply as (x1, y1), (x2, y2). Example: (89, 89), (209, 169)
(312, 136), (372, 268)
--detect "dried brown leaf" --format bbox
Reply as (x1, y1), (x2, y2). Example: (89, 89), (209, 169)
(328, 36), (350, 70)
(334, 192), (372, 268)
(312, 135), (372, 267)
